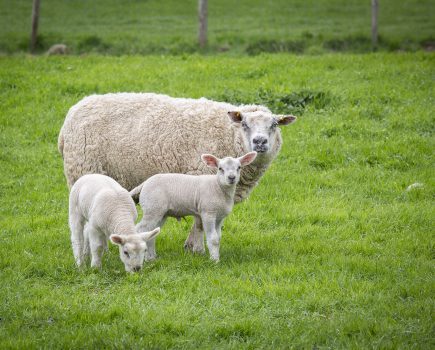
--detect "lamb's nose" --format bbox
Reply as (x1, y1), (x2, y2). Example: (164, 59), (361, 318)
(132, 266), (141, 272)
(253, 136), (267, 145)
(228, 175), (236, 181)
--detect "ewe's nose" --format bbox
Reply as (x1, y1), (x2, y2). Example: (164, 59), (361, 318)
(132, 266), (141, 272)
(253, 136), (268, 145)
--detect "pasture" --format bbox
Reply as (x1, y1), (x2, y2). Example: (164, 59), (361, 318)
(0, 53), (433, 348)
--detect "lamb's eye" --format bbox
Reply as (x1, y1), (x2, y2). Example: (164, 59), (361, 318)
(123, 251), (129, 258)
(241, 121), (249, 129)
(271, 121), (278, 129)
(218, 167), (223, 172)
(237, 166), (241, 171)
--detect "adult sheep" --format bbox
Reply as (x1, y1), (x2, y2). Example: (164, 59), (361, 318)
(58, 93), (296, 253)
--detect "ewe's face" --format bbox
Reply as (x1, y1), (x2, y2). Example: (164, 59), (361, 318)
(228, 111), (296, 156)
(110, 228), (160, 273)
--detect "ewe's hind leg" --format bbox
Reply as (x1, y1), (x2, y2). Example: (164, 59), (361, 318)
(184, 217), (205, 254)
(69, 210), (86, 267)
(137, 216), (166, 261)
(201, 214), (220, 262)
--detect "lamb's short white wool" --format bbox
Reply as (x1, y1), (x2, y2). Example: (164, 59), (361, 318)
(130, 152), (257, 262)
(69, 174), (160, 272)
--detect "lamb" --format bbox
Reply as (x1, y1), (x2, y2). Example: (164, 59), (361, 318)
(131, 152), (257, 262)
(46, 44), (69, 55)
(58, 93), (297, 253)
(69, 174), (160, 272)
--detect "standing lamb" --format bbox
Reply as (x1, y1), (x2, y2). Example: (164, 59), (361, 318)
(131, 152), (257, 262)
(69, 174), (160, 272)
(58, 93), (297, 252)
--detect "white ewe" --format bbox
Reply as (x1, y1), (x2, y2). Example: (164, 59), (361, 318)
(59, 93), (296, 253)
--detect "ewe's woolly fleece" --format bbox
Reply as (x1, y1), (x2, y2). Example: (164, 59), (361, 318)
(59, 93), (283, 203)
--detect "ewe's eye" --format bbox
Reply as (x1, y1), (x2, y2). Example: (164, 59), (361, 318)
(271, 121), (278, 129)
(241, 121), (249, 129)
(123, 251), (130, 258)
(219, 167), (224, 172)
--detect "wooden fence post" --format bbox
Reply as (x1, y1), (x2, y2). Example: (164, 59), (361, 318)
(371, 0), (379, 50)
(198, 0), (208, 48)
(30, 0), (41, 53)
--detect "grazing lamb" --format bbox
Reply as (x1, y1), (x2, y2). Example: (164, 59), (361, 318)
(58, 93), (297, 253)
(69, 174), (160, 272)
(131, 152), (257, 262)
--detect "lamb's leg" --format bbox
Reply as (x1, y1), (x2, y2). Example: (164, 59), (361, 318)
(201, 214), (220, 262)
(83, 223), (90, 262)
(184, 216), (205, 254)
(69, 210), (85, 267)
(88, 226), (105, 269)
(137, 216), (166, 261)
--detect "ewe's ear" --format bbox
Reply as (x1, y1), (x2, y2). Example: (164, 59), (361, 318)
(110, 234), (125, 246)
(140, 227), (160, 242)
(276, 115), (297, 126)
(238, 151), (257, 167)
(201, 154), (219, 168)
(228, 111), (243, 123)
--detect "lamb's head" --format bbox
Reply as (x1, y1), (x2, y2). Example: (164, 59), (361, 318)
(202, 152), (257, 187)
(228, 111), (296, 157)
(110, 227), (160, 273)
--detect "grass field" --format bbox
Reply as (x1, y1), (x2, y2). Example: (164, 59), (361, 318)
(0, 53), (434, 348)
(1, 0), (434, 54)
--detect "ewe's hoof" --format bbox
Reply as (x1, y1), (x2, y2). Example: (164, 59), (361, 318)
(184, 242), (205, 254)
(193, 247), (206, 254)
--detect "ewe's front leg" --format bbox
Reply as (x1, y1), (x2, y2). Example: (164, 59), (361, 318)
(184, 216), (205, 254)
(201, 214), (220, 262)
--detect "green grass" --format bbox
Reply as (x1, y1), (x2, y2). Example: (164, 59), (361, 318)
(0, 0), (434, 54)
(0, 53), (434, 348)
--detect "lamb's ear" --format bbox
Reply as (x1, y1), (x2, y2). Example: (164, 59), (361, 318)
(140, 227), (160, 242)
(110, 234), (125, 246)
(238, 151), (257, 167)
(201, 154), (219, 168)
(228, 111), (243, 123)
(276, 115), (297, 125)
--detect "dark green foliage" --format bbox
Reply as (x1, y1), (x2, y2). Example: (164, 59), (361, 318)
(212, 88), (334, 115)
(246, 40), (306, 55)
(77, 35), (111, 53)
